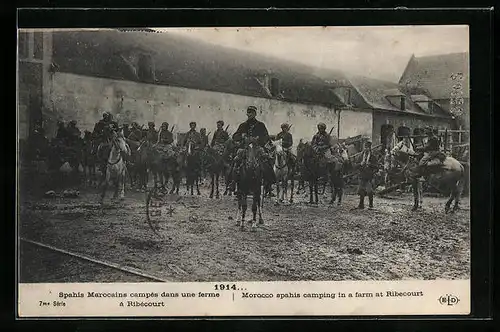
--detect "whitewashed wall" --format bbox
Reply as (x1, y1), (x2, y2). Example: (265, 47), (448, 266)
(47, 72), (373, 148)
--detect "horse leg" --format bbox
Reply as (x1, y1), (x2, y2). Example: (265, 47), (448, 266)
(251, 196), (258, 231)
(196, 172), (201, 195)
(119, 170), (126, 199)
(290, 176), (294, 203)
(100, 170), (108, 204)
(215, 172), (220, 199)
(283, 177), (288, 203)
(309, 180), (314, 204)
(411, 179), (419, 211)
(452, 178), (463, 212)
(314, 180), (319, 204)
(240, 194), (247, 230)
(276, 179), (280, 205)
(210, 172), (215, 198)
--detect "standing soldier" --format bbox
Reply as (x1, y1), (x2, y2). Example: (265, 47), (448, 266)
(270, 123), (295, 166)
(146, 122), (158, 144)
(211, 121), (229, 146)
(184, 121), (202, 149)
(357, 140), (379, 209)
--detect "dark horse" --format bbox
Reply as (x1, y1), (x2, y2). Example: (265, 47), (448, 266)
(301, 142), (350, 205)
(205, 145), (226, 199)
(398, 150), (465, 213)
(234, 142), (264, 231)
(184, 141), (201, 195)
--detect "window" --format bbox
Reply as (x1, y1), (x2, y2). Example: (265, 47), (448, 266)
(33, 32), (43, 60)
(270, 77), (280, 97)
(400, 96), (406, 110)
(18, 32), (29, 59)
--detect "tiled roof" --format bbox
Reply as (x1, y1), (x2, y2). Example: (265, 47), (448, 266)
(51, 29), (350, 109)
(399, 52), (469, 100)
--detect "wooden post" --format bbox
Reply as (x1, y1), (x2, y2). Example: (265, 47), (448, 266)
(337, 109), (341, 139)
(458, 125), (462, 144)
(444, 128), (448, 153)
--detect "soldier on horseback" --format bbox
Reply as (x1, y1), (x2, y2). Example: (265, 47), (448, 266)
(184, 121), (202, 149)
(311, 123), (333, 159)
(55, 120), (68, 144)
(66, 120), (82, 144)
(232, 106), (273, 188)
(357, 140), (379, 209)
(415, 126), (444, 175)
(156, 122), (175, 158)
(270, 123), (296, 167)
(200, 128), (209, 149)
(93, 112), (118, 144)
(211, 120), (229, 151)
(146, 122), (158, 144)
(127, 122), (143, 142)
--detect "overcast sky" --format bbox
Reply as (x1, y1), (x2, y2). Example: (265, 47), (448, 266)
(157, 26), (468, 82)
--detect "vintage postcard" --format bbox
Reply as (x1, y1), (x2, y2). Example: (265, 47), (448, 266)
(17, 25), (470, 317)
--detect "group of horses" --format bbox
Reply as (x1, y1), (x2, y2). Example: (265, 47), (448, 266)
(27, 127), (466, 232)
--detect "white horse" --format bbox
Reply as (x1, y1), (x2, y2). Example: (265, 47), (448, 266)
(98, 129), (131, 203)
(273, 140), (290, 204)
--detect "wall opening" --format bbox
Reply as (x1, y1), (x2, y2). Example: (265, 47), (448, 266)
(33, 32), (43, 60)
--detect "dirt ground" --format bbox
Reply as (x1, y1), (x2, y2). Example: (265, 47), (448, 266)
(18, 181), (470, 283)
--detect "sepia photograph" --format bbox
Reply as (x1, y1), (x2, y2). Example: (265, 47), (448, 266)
(17, 26), (470, 291)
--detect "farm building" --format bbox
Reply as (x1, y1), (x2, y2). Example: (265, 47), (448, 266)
(399, 52), (469, 141)
(18, 29), (455, 150)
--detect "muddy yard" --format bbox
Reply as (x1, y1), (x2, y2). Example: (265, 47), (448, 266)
(18, 183), (470, 283)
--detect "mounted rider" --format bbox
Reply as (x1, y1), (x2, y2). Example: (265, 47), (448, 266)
(270, 123), (296, 167)
(415, 126), (444, 174)
(199, 128), (209, 149)
(93, 112), (118, 144)
(232, 106), (272, 183)
(357, 140), (379, 209)
(311, 123), (334, 162)
(146, 122), (158, 144)
(127, 122), (144, 142)
(156, 121), (175, 159)
(66, 120), (82, 145)
(183, 121), (203, 150)
(211, 120), (230, 154)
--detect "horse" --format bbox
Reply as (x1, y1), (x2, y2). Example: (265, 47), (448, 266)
(223, 138), (238, 196)
(157, 144), (183, 195)
(272, 140), (294, 204)
(301, 142), (322, 204)
(184, 141), (201, 195)
(205, 145), (226, 199)
(234, 141), (264, 231)
(98, 129), (131, 203)
(327, 143), (351, 205)
(396, 150), (465, 212)
(82, 131), (98, 186)
(126, 138), (149, 191)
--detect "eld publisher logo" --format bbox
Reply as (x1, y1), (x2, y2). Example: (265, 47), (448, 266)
(438, 294), (460, 306)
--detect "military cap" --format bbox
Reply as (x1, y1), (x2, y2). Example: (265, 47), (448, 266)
(148, 121), (155, 126)
(217, 120), (224, 125)
(189, 121), (197, 126)
(281, 123), (289, 129)
(317, 123), (326, 129)
(247, 106), (258, 113)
